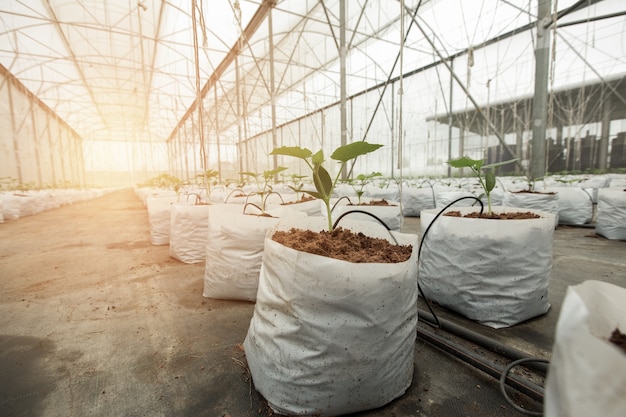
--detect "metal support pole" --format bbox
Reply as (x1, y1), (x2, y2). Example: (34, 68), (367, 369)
(599, 92), (611, 170)
(268, 7), (278, 171)
(530, 0), (551, 181)
(447, 58), (454, 177)
(340, 0), (347, 179)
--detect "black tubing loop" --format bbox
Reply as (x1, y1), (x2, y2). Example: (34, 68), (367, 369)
(266, 190), (285, 205)
(499, 358), (550, 416)
(416, 195), (483, 329)
(224, 188), (245, 203)
(242, 202), (262, 215)
(332, 210), (399, 246)
(331, 196), (353, 213)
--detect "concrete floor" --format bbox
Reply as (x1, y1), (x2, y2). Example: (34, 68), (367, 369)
(0, 188), (624, 417)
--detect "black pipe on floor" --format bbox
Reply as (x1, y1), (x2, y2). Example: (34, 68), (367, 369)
(417, 308), (549, 373)
(417, 323), (545, 406)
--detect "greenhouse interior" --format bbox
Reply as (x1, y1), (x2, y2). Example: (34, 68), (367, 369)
(1, 0), (625, 416)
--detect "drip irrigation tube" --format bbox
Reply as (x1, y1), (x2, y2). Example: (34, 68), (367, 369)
(418, 309), (548, 373)
(417, 324), (545, 406)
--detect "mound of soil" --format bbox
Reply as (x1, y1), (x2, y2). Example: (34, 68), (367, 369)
(610, 328), (626, 354)
(271, 227), (412, 263)
(444, 210), (541, 220)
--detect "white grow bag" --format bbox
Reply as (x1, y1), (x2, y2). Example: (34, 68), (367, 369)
(595, 188), (626, 240)
(244, 217), (418, 416)
(545, 187), (593, 225)
(146, 195), (179, 245)
(322, 197), (404, 231)
(544, 280), (626, 417)
(401, 186), (436, 217)
(202, 204), (304, 301)
(169, 203), (210, 263)
(502, 191), (559, 227)
(419, 206), (555, 328)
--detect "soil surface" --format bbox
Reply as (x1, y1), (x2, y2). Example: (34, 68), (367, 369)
(512, 190), (557, 195)
(610, 328), (626, 353)
(281, 195), (315, 205)
(271, 227), (412, 263)
(350, 199), (395, 206)
(445, 210), (541, 220)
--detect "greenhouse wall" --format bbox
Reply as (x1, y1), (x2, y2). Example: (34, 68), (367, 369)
(0, 64), (85, 189)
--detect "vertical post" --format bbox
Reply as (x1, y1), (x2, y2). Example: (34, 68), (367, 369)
(530, 0), (551, 181)
(234, 3), (244, 175)
(191, 0), (206, 177)
(214, 85), (222, 183)
(268, 7), (278, 171)
(599, 91), (611, 170)
(339, 0), (347, 178)
(447, 58), (454, 177)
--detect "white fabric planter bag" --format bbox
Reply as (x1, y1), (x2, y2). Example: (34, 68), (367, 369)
(146, 195), (179, 245)
(203, 204), (304, 301)
(322, 197), (403, 231)
(401, 186), (435, 217)
(595, 188), (626, 240)
(544, 280), (626, 417)
(169, 203), (210, 263)
(244, 217), (418, 416)
(269, 197), (321, 216)
(419, 206), (555, 328)
(434, 189), (479, 209)
(502, 191), (559, 227)
(364, 183), (400, 201)
(545, 187), (593, 225)
(0, 194), (21, 220)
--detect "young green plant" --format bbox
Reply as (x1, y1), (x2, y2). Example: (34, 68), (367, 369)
(351, 171), (383, 205)
(282, 173), (309, 201)
(271, 141), (383, 231)
(240, 166), (288, 214)
(447, 156), (517, 215)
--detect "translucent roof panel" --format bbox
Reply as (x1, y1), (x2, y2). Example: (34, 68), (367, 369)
(0, 0), (260, 143)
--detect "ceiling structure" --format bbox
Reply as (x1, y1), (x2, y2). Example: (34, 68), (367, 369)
(0, 0), (268, 143)
(1, 0), (625, 153)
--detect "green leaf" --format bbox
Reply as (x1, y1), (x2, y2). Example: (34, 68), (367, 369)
(447, 156), (483, 170)
(302, 190), (323, 199)
(330, 142), (383, 162)
(311, 150), (325, 166)
(270, 146), (312, 160)
(263, 166), (288, 178)
(485, 169), (496, 193)
(239, 171), (258, 178)
(483, 158), (518, 170)
(313, 165), (333, 199)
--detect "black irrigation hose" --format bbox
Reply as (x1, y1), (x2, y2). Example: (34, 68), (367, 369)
(224, 188), (245, 203)
(417, 309), (548, 373)
(417, 196), (484, 329)
(500, 358), (550, 416)
(415, 196), (551, 413)
(417, 325), (545, 406)
(330, 196), (353, 213)
(332, 209), (399, 245)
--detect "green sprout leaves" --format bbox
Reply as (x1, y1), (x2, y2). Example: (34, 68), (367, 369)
(447, 156), (517, 215)
(271, 141), (383, 230)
